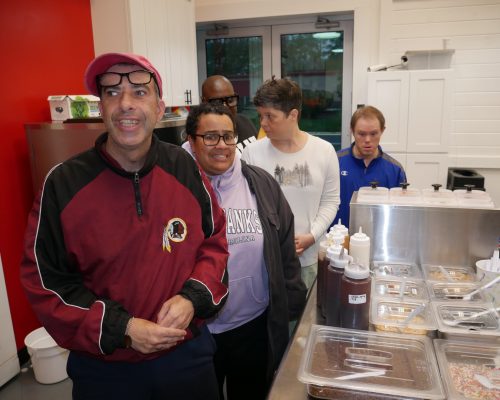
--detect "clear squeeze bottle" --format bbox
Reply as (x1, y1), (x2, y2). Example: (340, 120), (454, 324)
(318, 232), (344, 317)
(349, 227), (371, 268)
(317, 238), (330, 314)
(325, 248), (352, 327)
(340, 262), (371, 330)
(330, 218), (350, 251)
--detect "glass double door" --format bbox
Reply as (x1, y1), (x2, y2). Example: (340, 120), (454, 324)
(196, 19), (353, 150)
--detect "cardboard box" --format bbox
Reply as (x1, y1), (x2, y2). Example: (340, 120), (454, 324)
(48, 95), (101, 121)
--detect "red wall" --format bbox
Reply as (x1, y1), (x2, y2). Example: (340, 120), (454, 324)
(0, 0), (95, 348)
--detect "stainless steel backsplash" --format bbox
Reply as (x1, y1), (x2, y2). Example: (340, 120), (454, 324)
(350, 193), (500, 267)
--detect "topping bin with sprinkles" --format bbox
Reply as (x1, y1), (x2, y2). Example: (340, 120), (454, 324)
(434, 339), (500, 400)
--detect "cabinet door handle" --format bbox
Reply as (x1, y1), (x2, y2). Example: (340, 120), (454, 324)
(185, 90), (192, 105)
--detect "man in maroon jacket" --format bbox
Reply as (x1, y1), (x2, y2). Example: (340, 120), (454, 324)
(21, 53), (229, 400)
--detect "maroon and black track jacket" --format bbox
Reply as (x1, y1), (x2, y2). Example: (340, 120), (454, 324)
(21, 133), (229, 362)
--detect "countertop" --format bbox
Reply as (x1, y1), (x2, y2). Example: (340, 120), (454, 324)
(268, 284), (320, 399)
(26, 116), (186, 130)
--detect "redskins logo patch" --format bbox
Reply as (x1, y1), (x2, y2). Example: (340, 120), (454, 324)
(162, 218), (187, 253)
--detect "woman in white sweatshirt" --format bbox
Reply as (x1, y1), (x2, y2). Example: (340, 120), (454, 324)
(242, 77), (340, 289)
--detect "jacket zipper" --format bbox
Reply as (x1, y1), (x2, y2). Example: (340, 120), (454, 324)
(133, 172), (143, 216)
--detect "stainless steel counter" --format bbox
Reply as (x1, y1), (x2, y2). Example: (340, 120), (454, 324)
(268, 285), (320, 400)
(268, 198), (500, 399)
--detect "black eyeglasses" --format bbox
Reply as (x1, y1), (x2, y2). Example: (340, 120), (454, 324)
(206, 94), (239, 107)
(97, 70), (155, 88)
(194, 132), (238, 146)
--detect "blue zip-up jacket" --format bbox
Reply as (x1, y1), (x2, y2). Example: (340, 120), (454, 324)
(334, 144), (406, 228)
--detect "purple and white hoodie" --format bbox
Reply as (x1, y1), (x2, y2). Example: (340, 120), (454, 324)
(182, 141), (269, 333)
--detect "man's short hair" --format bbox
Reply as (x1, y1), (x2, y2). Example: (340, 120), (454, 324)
(185, 103), (235, 138)
(253, 77), (302, 118)
(350, 105), (386, 131)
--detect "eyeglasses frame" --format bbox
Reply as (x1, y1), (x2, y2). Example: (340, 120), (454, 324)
(96, 70), (159, 94)
(205, 94), (239, 107)
(194, 132), (239, 146)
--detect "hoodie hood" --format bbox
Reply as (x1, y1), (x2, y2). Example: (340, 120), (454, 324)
(182, 140), (242, 192)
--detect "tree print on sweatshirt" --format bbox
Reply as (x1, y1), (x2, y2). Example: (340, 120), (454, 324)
(273, 162), (312, 187)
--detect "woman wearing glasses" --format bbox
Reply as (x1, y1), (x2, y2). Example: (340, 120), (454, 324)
(182, 103), (306, 400)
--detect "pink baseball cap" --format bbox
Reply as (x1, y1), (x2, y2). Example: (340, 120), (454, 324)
(84, 52), (163, 97)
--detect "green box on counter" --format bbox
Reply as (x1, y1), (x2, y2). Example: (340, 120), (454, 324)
(48, 95), (101, 121)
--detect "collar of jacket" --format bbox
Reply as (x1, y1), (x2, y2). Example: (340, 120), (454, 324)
(95, 132), (159, 178)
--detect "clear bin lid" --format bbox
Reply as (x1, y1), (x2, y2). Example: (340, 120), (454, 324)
(422, 187), (457, 206)
(427, 282), (487, 302)
(372, 261), (423, 280)
(432, 301), (500, 337)
(389, 187), (422, 205)
(434, 339), (500, 400)
(297, 325), (445, 399)
(422, 264), (477, 283)
(372, 277), (428, 301)
(370, 299), (436, 333)
(358, 186), (389, 203)
(453, 189), (495, 208)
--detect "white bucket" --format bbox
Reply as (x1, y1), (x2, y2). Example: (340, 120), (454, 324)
(24, 327), (69, 384)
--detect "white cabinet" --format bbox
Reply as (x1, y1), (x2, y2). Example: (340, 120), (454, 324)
(0, 254), (20, 387)
(367, 71), (409, 153)
(90, 0), (199, 107)
(405, 153), (450, 190)
(367, 69), (453, 189)
(407, 70), (452, 153)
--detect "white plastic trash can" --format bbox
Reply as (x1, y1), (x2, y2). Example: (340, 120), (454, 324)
(24, 327), (69, 384)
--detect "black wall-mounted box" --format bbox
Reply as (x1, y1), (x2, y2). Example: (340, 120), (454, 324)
(447, 168), (485, 190)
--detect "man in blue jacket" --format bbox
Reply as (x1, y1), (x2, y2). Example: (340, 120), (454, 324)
(333, 105), (406, 228)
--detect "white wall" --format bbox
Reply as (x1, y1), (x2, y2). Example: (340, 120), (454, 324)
(196, 0), (500, 205)
(378, 0), (500, 205)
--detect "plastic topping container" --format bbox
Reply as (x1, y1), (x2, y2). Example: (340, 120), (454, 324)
(372, 261), (423, 280)
(423, 264), (477, 283)
(432, 301), (500, 342)
(373, 278), (429, 301)
(370, 299), (436, 336)
(297, 325), (445, 400)
(427, 282), (487, 302)
(454, 187), (495, 208)
(389, 183), (422, 205)
(422, 184), (457, 206)
(357, 183), (389, 204)
(434, 339), (500, 400)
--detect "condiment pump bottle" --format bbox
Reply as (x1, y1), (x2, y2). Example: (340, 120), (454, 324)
(330, 219), (349, 250)
(318, 233), (344, 317)
(326, 249), (352, 327)
(340, 262), (371, 330)
(349, 227), (371, 268)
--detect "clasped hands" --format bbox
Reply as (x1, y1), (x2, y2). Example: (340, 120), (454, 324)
(126, 294), (194, 354)
(295, 233), (315, 257)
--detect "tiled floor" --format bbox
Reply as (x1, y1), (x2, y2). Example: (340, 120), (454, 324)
(0, 365), (72, 400)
